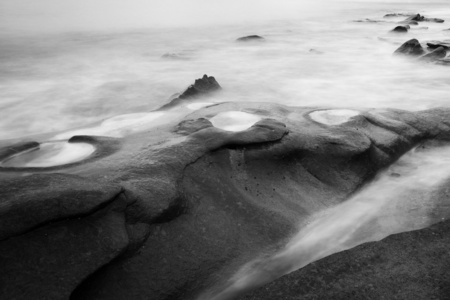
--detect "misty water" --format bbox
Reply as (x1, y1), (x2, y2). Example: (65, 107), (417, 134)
(2, 0), (450, 298)
(1, 0), (450, 140)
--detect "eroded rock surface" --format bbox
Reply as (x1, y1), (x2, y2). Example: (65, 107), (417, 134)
(2, 78), (450, 300)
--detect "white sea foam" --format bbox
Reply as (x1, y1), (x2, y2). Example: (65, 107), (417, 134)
(0, 141), (95, 168)
(309, 109), (360, 125)
(209, 111), (262, 132)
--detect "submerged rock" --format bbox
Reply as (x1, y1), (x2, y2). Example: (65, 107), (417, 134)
(353, 18), (386, 23)
(390, 25), (409, 33)
(393, 38), (425, 56)
(427, 41), (450, 50)
(404, 13), (445, 23)
(418, 46), (447, 62)
(236, 35), (265, 42)
(161, 52), (190, 60)
(309, 49), (324, 54)
(384, 13), (413, 18)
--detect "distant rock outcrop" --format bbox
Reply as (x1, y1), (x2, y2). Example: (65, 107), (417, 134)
(236, 35), (265, 42)
(390, 25), (410, 33)
(159, 74), (221, 109)
(406, 13), (445, 23)
(393, 38), (425, 56)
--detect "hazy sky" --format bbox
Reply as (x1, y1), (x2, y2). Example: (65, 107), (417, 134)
(0, 0), (328, 33)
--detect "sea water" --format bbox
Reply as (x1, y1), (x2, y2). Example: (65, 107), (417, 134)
(1, 0), (450, 140)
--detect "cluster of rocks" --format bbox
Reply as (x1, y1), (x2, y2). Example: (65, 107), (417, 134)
(394, 38), (450, 65)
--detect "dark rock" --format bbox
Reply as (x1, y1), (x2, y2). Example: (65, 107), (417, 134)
(236, 35), (265, 42)
(159, 74), (221, 110)
(393, 38), (425, 56)
(390, 25), (409, 33)
(2, 100), (450, 300)
(240, 220), (450, 300)
(427, 41), (450, 50)
(404, 13), (445, 23)
(0, 175), (128, 300)
(398, 20), (419, 25)
(418, 46), (447, 62)
(0, 173), (122, 240)
(178, 74), (221, 99)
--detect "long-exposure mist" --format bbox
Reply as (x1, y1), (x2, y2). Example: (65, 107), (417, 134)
(1, 0), (450, 300)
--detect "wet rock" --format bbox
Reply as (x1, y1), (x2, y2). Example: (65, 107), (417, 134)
(390, 25), (409, 33)
(236, 35), (265, 42)
(427, 41), (450, 50)
(405, 13), (445, 23)
(0, 174), (128, 300)
(393, 38), (425, 56)
(241, 220), (450, 300)
(418, 46), (447, 62)
(3, 100), (450, 300)
(178, 74), (221, 99)
(159, 74), (221, 109)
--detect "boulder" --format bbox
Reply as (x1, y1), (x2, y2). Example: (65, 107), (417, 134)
(390, 25), (409, 33)
(393, 38), (425, 56)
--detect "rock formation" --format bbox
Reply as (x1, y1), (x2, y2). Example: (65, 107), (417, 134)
(159, 74), (221, 109)
(393, 38), (425, 56)
(394, 39), (450, 65)
(2, 70), (450, 300)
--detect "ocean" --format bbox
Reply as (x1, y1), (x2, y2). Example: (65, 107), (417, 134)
(1, 0), (449, 140)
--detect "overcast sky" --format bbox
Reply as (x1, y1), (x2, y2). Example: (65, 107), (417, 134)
(0, 0), (336, 33)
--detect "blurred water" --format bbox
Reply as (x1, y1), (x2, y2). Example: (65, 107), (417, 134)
(0, 0), (449, 139)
